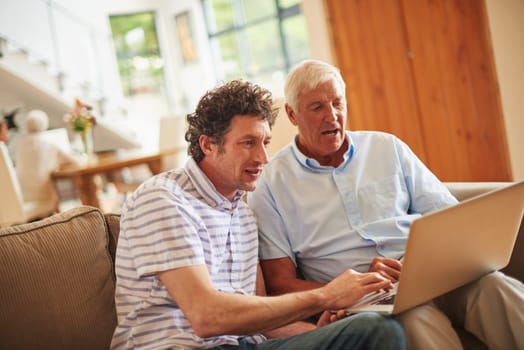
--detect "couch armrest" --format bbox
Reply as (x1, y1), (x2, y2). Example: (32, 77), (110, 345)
(0, 206), (117, 350)
(445, 182), (523, 283)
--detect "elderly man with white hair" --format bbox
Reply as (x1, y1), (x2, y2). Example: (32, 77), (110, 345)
(15, 109), (80, 217)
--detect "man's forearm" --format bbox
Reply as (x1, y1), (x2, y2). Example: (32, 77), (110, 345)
(268, 276), (325, 295)
(161, 265), (328, 338)
(189, 285), (334, 338)
(260, 257), (325, 295)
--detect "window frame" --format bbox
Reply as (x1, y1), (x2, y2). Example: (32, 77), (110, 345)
(201, 0), (304, 84)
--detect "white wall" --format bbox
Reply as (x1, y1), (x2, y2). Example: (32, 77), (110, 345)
(159, 0), (217, 115)
(485, 0), (524, 181)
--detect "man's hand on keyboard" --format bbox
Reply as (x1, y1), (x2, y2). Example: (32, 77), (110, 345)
(368, 257), (402, 282)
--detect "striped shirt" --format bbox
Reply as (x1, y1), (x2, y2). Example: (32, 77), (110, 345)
(111, 158), (265, 349)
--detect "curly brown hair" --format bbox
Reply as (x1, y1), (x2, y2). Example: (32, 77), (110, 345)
(185, 80), (277, 163)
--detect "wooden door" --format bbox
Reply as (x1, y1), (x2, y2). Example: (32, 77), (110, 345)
(326, 0), (511, 181)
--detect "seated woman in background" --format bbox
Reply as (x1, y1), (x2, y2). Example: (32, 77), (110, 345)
(0, 117), (8, 143)
(15, 109), (81, 214)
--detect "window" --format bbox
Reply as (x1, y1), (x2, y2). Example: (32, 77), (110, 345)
(109, 12), (166, 97)
(202, 0), (310, 94)
(108, 11), (169, 150)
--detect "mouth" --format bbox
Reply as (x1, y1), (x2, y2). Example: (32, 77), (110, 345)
(245, 167), (263, 176)
(321, 129), (339, 136)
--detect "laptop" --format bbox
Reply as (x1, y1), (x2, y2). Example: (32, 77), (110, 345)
(39, 128), (73, 153)
(345, 181), (524, 315)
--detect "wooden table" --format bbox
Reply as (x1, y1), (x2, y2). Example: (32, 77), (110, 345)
(52, 148), (183, 208)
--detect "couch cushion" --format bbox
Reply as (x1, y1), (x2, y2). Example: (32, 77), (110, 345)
(502, 221), (524, 283)
(0, 206), (117, 350)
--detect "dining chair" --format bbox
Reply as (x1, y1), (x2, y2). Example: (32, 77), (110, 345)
(158, 115), (187, 172)
(0, 142), (56, 227)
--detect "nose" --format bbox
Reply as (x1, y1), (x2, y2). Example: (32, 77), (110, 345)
(325, 104), (338, 122)
(256, 143), (270, 164)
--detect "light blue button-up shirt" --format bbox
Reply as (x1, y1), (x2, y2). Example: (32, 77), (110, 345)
(248, 131), (457, 283)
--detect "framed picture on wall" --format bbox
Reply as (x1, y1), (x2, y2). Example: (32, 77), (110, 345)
(175, 11), (198, 64)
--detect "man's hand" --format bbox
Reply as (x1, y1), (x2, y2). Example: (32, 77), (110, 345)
(316, 309), (346, 328)
(322, 269), (393, 310)
(368, 257), (402, 282)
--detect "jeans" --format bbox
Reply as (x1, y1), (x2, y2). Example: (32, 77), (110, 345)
(209, 312), (405, 350)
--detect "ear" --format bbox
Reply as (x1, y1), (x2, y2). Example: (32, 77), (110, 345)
(199, 134), (216, 156)
(285, 103), (298, 126)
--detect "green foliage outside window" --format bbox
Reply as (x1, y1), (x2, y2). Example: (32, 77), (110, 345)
(242, 1), (276, 23)
(279, 0), (300, 8)
(282, 15), (309, 66)
(109, 12), (165, 96)
(203, 0), (310, 92)
(246, 19), (284, 75)
(208, 0), (235, 31)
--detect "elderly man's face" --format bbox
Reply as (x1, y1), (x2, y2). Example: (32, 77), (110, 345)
(286, 79), (347, 166)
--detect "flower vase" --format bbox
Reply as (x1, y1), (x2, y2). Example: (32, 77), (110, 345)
(80, 128), (93, 155)
(72, 127), (95, 161)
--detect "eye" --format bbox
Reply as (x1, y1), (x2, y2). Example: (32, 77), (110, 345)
(241, 140), (255, 147)
(311, 104), (323, 112)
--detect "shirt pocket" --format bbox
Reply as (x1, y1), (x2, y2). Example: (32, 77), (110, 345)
(356, 174), (408, 224)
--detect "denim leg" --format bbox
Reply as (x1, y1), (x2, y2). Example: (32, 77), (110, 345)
(246, 312), (405, 350)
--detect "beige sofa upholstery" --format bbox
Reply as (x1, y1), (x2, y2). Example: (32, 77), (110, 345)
(0, 207), (120, 350)
(0, 183), (521, 349)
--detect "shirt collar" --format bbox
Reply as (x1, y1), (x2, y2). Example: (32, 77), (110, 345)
(291, 131), (354, 171)
(185, 157), (244, 210)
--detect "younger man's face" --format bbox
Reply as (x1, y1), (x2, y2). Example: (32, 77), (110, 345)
(204, 115), (271, 200)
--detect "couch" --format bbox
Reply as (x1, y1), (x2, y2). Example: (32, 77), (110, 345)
(0, 182), (522, 350)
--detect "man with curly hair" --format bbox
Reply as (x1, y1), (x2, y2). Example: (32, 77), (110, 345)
(111, 80), (405, 350)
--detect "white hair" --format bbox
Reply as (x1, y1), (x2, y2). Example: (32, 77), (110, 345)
(25, 109), (49, 133)
(284, 59), (346, 112)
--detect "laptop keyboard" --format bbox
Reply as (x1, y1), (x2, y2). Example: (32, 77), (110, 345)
(373, 293), (396, 305)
